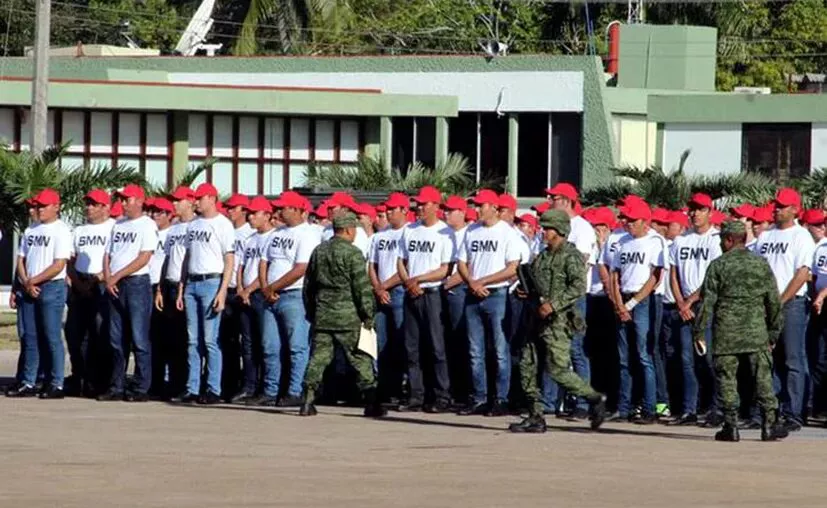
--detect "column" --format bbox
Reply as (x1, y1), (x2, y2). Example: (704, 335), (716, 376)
(171, 111), (189, 183)
(507, 114), (519, 195)
(435, 116), (449, 168)
(379, 116), (392, 171)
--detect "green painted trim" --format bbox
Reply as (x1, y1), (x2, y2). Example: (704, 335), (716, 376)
(655, 123), (664, 166)
(0, 80), (458, 117)
(508, 114), (519, 195)
(106, 69), (170, 82)
(171, 112), (188, 181)
(380, 117), (392, 171)
(648, 94), (827, 123)
(435, 117), (448, 168)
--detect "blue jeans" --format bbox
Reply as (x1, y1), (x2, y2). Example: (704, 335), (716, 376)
(19, 280), (67, 388)
(239, 291), (264, 394)
(260, 289), (310, 398)
(465, 288), (510, 404)
(184, 278), (223, 396)
(775, 297), (809, 422)
(375, 286), (405, 357)
(617, 294), (655, 416)
(108, 275), (152, 394)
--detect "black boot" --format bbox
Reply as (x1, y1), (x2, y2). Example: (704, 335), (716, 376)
(761, 410), (789, 442)
(508, 415), (547, 433)
(714, 423), (740, 442)
(363, 388), (387, 418)
(589, 393), (607, 430)
(299, 403), (317, 416)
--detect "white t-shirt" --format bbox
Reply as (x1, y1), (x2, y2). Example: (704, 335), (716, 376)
(612, 233), (665, 294)
(370, 225), (406, 283)
(587, 245), (604, 296)
(812, 238), (827, 293)
(72, 219), (115, 275)
(19, 219), (73, 281)
(754, 225), (816, 296)
(163, 221), (190, 283)
(510, 228), (533, 293)
(108, 216), (158, 276)
(449, 225), (468, 275)
(648, 230), (670, 297)
(569, 215), (597, 256)
(323, 224), (370, 259)
(458, 221), (521, 289)
(186, 214), (235, 276)
(398, 220), (453, 289)
(230, 223), (255, 289)
(240, 229), (275, 289)
(265, 222), (320, 289)
(669, 227), (722, 298)
(149, 227), (170, 285)
(599, 228), (629, 268)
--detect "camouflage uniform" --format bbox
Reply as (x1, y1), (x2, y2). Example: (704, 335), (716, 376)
(301, 214), (377, 406)
(694, 221), (783, 434)
(519, 211), (603, 420)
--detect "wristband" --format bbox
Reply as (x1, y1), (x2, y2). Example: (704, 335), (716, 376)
(624, 298), (638, 312)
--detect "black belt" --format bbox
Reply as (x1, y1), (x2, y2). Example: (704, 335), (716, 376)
(188, 273), (221, 282)
(279, 288), (300, 294)
(76, 272), (99, 280)
(421, 287), (441, 294)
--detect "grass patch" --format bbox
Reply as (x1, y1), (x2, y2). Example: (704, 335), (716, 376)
(0, 312), (19, 350)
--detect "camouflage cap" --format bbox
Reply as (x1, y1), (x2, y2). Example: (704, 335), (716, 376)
(539, 209), (571, 236)
(332, 211), (359, 229)
(720, 219), (746, 235)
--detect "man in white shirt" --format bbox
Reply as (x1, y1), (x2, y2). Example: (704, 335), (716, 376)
(667, 194), (722, 426)
(146, 197), (174, 398)
(173, 183), (236, 405)
(457, 189), (520, 416)
(257, 190), (321, 407)
(63, 189), (114, 398)
(153, 186), (195, 399)
(368, 192), (409, 402)
(233, 196), (276, 403)
(99, 184), (158, 402)
(610, 200), (663, 423)
(220, 193), (255, 401)
(442, 195), (472, 403)
(397, 186), (453, 412)
(10, 189), (72, 399)
(754, 188), (816, 430)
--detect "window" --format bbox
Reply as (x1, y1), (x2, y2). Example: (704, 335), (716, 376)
(391, 117), (436, 171)
(742, 123), (811, 181)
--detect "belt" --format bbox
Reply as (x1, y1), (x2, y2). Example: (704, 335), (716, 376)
(279, 288), (301, 294)
(76, 272), (99, 280)
(421, 287), (441, 294)
(188, 273), (221, 282)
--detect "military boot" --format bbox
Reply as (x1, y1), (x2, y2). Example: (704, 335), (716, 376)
(299, 403), (317, 416)
(761, 410), (789, 442)
(508, 415), (547, 433)
(362, 388), (387, 418)
(589, 393), (608, 430)
(714, 423), (740, 442)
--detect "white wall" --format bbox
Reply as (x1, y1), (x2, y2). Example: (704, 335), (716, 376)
(811, 123), (827, 170)
(167, 71), (585, 113)
(662, 123), (742, 176)
(613, 114), (657, 168)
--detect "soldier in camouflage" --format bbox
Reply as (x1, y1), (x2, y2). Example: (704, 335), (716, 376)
(299, 212), (386, 418)
(509, 210), (607, 433)
(694, 220), (788, 442)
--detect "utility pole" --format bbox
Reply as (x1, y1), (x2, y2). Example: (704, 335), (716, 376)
(30, 0), (50, 155)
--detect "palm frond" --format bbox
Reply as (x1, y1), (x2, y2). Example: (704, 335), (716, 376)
(57, 162), (146, 225)
(792, 168), (827, 209)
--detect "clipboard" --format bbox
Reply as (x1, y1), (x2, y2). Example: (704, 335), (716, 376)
(358, 326), (378, 360)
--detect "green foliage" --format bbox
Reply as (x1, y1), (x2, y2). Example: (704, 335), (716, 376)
(145, 159), (212, 197)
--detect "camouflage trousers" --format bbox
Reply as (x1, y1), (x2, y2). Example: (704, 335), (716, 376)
(302, 328), (377, 402)
(714, 351), (778, 426)
(520, 319), (599, 417)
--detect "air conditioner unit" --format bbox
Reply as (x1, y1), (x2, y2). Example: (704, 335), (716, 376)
(733, 87), (772, 95)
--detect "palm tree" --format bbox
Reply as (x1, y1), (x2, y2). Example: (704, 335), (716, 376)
(234, 0), (337, 55)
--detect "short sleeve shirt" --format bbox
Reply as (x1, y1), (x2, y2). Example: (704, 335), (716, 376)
(265, 222), (321, 289)
(754, 225), (816, 296)
(108, 216), (158, 276)
(186, 214), (236, 276)
(398, 220), (453, 288)
(72, 219), (115, 275)
(19, 220), (73, 280)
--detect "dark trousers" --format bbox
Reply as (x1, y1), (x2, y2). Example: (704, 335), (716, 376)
(107, 275), (152, 395)
(150, 281), (188, 397)
(586, 295), (617, 409)
(404, 289), (451, 404)
(238, 291), (265, 395)
(220, 288), (244, 399)
(65, 281), (109, 393)
(444, 284), (469, 403)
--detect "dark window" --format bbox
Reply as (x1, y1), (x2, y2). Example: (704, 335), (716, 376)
(391, 117), (414, 172)
(448, 113), (479, 174)
(517, 113), (550, 197)
(416, 117), (436, 168)
(479, 113), (509, 186)
(742, 123), (811, 181)
(550, 112), (583, 188)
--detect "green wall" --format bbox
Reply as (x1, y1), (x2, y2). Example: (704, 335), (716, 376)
(649, 94), (827, 122)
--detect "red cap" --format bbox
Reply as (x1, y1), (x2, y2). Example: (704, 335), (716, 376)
(412, 186), (442, 204)
(33, 188), (60, 206)
(355, 203), (377, 221)
(618, 194), (647, 207)
(584, 206), (616, 227)
(465, 208), (478, 222)
(710, 210), (728, 226)
(774, 187), (802, 208)
(670, 211), (689, 228)
(651, 207), (672, 225)
(144, 198), (156, 209)
(224, 193), (250, 208)
(531, 201), (551, 215)
(273, 190), (305, 209)
(376, 204), (387, 213)
(619, 201), (651, 221)
(329, 191), (356, 208)
(470, 189), (499, 206)
(115, 184), (145, 200)
(730, 203), (755, 220)
(194, 183), (218, 198)
(169, 186), (195, 201)
(314, 202), (329, 219)
(516, 213), (539, 229)
(801, 208), (826, 226)
(384, 192), (410, 209)
(246, 196), (273, 213)
(84, 189), (110, 206)
(688, 193), (713, 209)
(498, 193), (517, 211)
(752, 205), (773, 223)
(545, 183), (578, 201)
(443, 195), (468, 211)
(151, 198), (174, 213)
(110, 201), (124, 218)
(24, 197), (35, 207)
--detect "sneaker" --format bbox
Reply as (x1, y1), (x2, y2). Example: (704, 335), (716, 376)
(397, 401), (424, 412)
(170, 392), (199, 404)
(567, 408), (590, 421)
(124, 392), (149, 402)
(230, 391), (255, 404)
(632, 412), (658, 425)
(199, 392), (222, 405)
(6, 383), (38, 398)
(458, 402), (488, 416)
(39, 386), (65, 399)
(248, 395), (278, 407)
(277, 395), (303, 407)
(668, 413), (699, 426)
(656, 403), (671, 418)
(424, 400), (452, 414)
(701, 412), (724, 428)
(508, 415), (548, 433)
(606, 411), (629, 422)
(782, 418), (802, 432)
(97, 390), (125, 402)
(486, 400), (509, 417)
